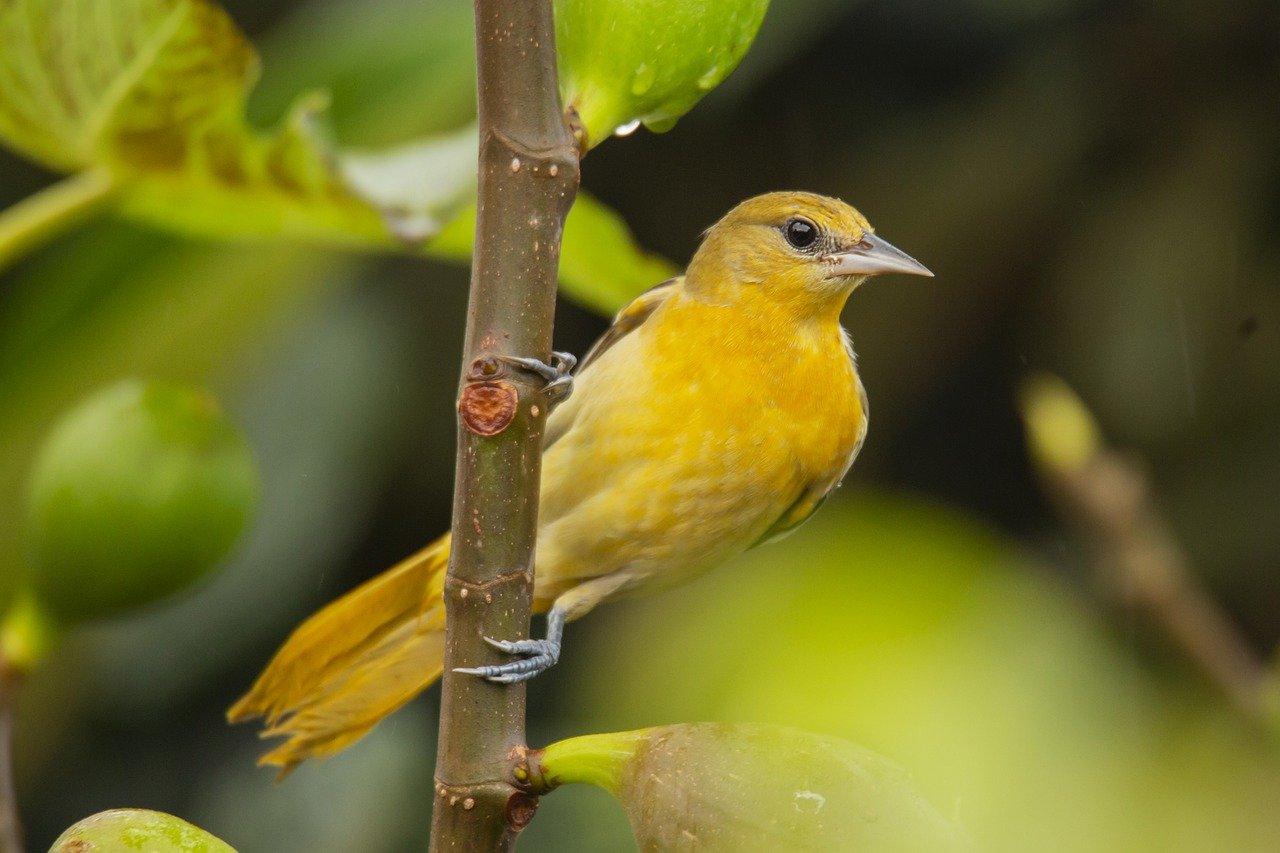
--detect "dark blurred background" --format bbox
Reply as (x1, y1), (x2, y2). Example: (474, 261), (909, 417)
(3, 0), (1279, 849)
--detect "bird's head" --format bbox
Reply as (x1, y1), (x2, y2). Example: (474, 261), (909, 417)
(685, 191), (932, 316)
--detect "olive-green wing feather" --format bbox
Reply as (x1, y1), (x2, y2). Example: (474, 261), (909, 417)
(753, 487), (832, 548)
(544, 278), (680, 449)
(577, 277), (680, 373)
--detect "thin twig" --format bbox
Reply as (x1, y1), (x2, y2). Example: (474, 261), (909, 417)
(1058, 451), (1274, 722)
(1021, 376), (1277, 726)
(428, 0), (580, 849)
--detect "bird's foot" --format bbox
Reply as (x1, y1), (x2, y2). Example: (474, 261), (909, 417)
(498, 351), (576, 408)
(455, 636), (560, 684)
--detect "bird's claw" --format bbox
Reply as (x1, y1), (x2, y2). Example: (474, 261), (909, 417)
(482, 636), (553, 655)
(498, 352), (576, 408)
(454, 635), (561, 683)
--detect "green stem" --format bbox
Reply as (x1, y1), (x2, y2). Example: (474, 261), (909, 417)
(533, 730), (649, 795)
(0, 169), (118, 275)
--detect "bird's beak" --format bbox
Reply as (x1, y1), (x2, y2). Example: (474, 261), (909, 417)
(825, 233), (934, 278)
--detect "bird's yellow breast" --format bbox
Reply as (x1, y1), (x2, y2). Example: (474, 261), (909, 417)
(534, 285), (865, 602)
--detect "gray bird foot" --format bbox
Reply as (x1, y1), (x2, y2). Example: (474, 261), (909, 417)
(498, 351), (576, 408)
(454, 636), (560, 684)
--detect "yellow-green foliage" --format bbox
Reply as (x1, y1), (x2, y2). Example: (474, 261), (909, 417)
(0, 0), (469, 246)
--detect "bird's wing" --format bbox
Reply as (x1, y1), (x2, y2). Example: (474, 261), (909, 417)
(543, 277), (680, 450)
(751, 485), (832, 548)
(753, 376), (868, 548)
(577, 277), (681, 374)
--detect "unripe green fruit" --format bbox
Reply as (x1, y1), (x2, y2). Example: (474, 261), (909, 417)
(25, 380), (258, 623)
(52, 809), (236, 852)
(556, 0), (770, 147)
(539, 724), (968, 850)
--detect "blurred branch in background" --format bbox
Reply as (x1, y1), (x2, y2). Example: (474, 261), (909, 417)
(1020, 374), (1279, 727)
(0, 669), (19, 852)
(0, 170), (117, 274)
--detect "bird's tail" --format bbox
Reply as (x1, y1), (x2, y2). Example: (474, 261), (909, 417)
(227, 533), (452, 777)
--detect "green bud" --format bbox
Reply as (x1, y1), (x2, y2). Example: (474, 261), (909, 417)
(51, 809), (236, 852)
(25, 380), (258, 623)
(556, 0), (770, 147)
(539, 723), (968, 851)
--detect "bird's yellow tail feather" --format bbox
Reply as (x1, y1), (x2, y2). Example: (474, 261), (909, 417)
(227, 534), (451, 776)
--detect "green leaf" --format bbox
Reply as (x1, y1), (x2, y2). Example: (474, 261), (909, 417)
(555, 0), (771, 146)
(0, 0), (475, 249)
(429, 192), (677, 315)
(26, 379), (259, 623)
(251, 0), (477, 145)
(0, 0), (673, 314)
(0, 0), (255, 172)
(52, 809), (236, 852)
(539, 723), (968, 851)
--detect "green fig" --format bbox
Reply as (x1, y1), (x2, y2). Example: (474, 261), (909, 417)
(51, 808), (236, 852)
(537, 723), (968, 851)
(556, 0), (770, 147)
(25, 380), (258, 623)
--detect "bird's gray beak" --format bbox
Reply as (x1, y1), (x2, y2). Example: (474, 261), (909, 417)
(825, 233), (934, 278)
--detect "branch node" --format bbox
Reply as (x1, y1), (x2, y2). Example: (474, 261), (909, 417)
(565, 106), (588, 157)
(510, 745), (557, 795)
(444, 571), (531, 596)
(490, 128), (579, 176)
(458, 380), (518, 436)
(504, 792), (538, 831)
(468, 356), (503, 380)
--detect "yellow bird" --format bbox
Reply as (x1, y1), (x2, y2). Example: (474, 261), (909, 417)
(228, 191), (932, 774)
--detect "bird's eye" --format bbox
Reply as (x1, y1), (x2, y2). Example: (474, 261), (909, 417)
(783, 218), (819, 250)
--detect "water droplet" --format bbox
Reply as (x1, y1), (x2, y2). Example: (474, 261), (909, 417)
(613, 119), (641, 137)
(631, 63), (655, 96)
(643, 115), (677, 134)
(697, 65), (721, 91)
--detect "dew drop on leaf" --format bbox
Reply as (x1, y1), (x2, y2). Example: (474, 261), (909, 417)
(613, 119), (642, 137)
(643, 115), (678, 133)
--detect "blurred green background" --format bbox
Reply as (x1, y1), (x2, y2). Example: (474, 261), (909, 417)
(3, 0), (1279, 849)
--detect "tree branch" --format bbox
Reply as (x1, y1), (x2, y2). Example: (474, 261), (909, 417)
(1049, 449), (1276, 723)
(429, 0), (579, 849)
(1021, 376), (1278, 726)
